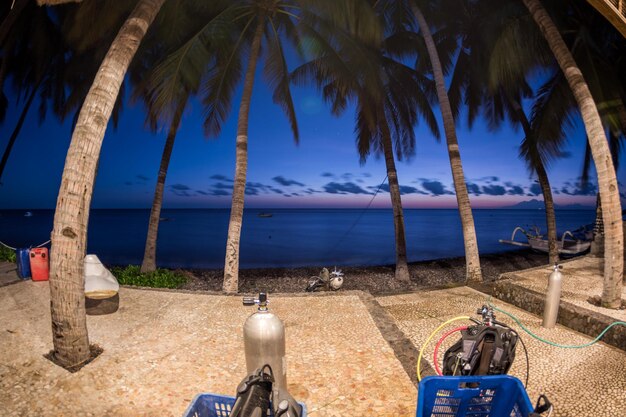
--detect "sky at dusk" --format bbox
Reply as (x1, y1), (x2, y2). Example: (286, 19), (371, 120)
(1, 64), (625, 210)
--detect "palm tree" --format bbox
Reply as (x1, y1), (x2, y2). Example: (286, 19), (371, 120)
(49, 0), (166, 369)
(0, 2), (66, 184)
(139, 95), (188, 273)
(525, 2), (626, 260)
(445, 0), (561, 264)
(410, 0), (482, 282)
(293, 11), (439, 282)
(522, 0), (623, 308)
(203, 0), (378, 292)
(130, 2), (227, 273)
(0, 1), (129, 185)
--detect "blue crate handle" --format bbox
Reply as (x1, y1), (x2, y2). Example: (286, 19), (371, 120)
(183, 393), (307, 417)
(417, 375), (534, 417)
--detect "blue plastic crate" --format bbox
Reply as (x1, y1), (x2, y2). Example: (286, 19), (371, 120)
(416, 376), (534, 417)
(183, 393), (307, 417)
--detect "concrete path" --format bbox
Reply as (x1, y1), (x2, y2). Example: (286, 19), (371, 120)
(378, 286), (626, 417)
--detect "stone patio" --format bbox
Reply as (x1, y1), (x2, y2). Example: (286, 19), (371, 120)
(487, 255), (626, 350)
(0, 282), (417, 417)
(378, 286), (626, 417)
(2, 259), (626, 416)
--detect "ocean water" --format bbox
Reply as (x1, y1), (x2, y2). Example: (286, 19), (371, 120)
(0, 208), (595, 269)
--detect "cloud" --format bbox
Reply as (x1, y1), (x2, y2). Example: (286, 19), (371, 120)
(421, 180), (453, 196)
(214, 182), (234, 190)
(269, 187), (285, 194)
(211, 174), (233, 182)
(375, 184), (424, 195)
(273, 176), (305, 187)
(466, 182), (482, 196)
(124, 181), (133, 186)
(170, 184), (191, 191)
(169, 183), (193, 197)
(481, 184), (506, 196)
(211, 189), (230, 196)
(321, 172), (335, 178)
(478, 176), (499, 183)
(323, 182), (373, 195)
(560, 181), (597, 196)
(136, 175), (149, 182)
(196, 190), (209, 196)
(506, 184), (525, 195)
(341, 173), (354, 181)
(529, 183), (542, 196)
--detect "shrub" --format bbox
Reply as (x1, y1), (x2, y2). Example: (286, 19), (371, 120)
(111, 265), (187, 289)
(0, 245), (16, 263)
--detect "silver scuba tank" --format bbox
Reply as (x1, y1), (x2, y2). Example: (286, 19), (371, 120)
(542, 264), (563, 328)
(242, 292), (287, 390)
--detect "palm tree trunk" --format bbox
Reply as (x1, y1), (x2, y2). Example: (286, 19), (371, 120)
(522, 0), (623, 308)
(535, 161), (558, 264)
(591, 195), (604, 255)
(411, 3), (482, 283)
(380, 116), (410, 282)
(513, 102), (559, 264)
(49, 0), (165, 369)
(0, 82), (39, 184)
(140, 96), (187, 273)
(222, 18), (265, 293)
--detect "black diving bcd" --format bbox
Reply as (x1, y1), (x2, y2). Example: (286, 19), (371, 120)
(442, 306), (518, 376)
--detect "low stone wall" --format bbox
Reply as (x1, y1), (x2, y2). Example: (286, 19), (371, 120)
(488, 280), (626, 351)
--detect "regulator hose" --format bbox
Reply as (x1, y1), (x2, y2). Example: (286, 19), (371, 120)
(487, 298), (626, 349)
(417, 316), (472, 382)
(433, 326), (467, 376)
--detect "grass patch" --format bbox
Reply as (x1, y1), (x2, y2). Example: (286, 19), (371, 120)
(111, 265), (187, 289)
(0, 245), (16, 263)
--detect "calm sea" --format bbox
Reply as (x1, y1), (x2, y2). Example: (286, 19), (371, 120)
(0, 208), (595, 269)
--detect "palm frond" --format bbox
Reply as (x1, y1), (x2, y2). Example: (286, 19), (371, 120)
(264, 16), (299, 142)
(202, 15), (253, 138)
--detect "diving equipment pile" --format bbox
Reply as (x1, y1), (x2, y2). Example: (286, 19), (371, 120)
(442, 305), (518, 376)
(305, 267), (344, 292)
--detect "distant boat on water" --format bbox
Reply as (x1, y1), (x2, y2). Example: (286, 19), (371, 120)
(258, 212), (273, 218)
(24, 211), (33, 217)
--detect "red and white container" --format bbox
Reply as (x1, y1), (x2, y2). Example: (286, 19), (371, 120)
(29, 248), (49, 281)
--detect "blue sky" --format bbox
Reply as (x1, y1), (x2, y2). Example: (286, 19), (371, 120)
(0, 67), (624, 210)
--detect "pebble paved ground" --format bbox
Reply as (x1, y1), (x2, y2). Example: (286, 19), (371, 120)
(3, 266), (625, 416)
(377, 286), (626, 417)
(0, 283), (416, 417)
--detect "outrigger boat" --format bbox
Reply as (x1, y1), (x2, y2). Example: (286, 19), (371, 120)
(499, 224), (593, 256)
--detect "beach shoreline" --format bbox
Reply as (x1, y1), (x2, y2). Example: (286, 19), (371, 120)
(175, 248), (554, 295)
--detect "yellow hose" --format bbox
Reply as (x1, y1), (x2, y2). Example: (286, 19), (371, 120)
(417, 316), (471, 382)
